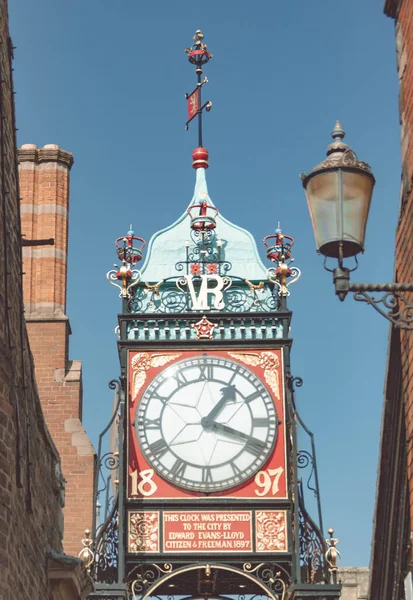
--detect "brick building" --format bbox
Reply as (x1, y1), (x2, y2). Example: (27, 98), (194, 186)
(18, 143), (96, 557)
(0, 0), (93, 597)
(369, 1), (413, 598)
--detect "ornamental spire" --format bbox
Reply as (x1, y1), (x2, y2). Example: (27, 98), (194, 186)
(185, 30), (212, 169)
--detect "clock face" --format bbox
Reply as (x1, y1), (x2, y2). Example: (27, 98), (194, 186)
(136, 355), (278, 493)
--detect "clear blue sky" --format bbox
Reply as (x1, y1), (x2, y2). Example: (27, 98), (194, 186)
(9, 0), (400, 567)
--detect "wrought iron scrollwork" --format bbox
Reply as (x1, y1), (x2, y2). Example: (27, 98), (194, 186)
(128, 296), (144, 313)
(126, 275), (282, 315)
(93, 502), (119, 583)
(286, 373), (331, 587)
(159, 288), (187, 312)
(89, 379), (124, 584)
(297, 450), (317, 497)
(100, 452), (120, 471)
(352, 288), (413, 329)
(224, 286), (249, 311)
(242, 563), (289, 599)
(267, 265), (301, 297)
(264, 293), (280, 311)
(290, 375), (303, 388)
(120, 223), (285, 315)
(128, 563), (290, 600)
(287, 374), (323, 535)
(130, 563), (174, 598)
(298, 488), (327, 584)
(332, 267), (413, 329)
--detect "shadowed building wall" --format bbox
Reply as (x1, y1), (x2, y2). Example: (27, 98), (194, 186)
(0, 0), (92, 597)
(369, 1), (413, 598)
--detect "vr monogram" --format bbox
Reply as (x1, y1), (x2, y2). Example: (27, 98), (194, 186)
(177, 274), (231, 310)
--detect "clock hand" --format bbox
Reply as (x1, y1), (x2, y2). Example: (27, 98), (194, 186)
(208, 421), (265, 448)
(201, 385), (237, 427)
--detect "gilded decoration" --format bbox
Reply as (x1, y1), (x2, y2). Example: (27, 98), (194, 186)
(131, 353), (182, 402)
(128, 511), (159, 553)
(255, 511), (287, 552)
(228, 351), (280, 399)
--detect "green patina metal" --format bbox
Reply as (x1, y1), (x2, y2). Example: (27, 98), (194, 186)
(140, 166), (268, 283)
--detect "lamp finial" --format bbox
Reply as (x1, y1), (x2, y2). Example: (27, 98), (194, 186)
(331, 120), (345, 141)
(327, 120), (349, 156)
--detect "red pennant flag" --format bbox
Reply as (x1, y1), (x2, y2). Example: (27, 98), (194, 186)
(187, 89), (200, 121)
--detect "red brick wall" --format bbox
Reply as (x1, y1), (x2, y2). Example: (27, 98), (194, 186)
(18, 145), (96, 557)
(26, 319), (96, 556)
(392, 0), (413, 565)
(0, 0), (66, 596)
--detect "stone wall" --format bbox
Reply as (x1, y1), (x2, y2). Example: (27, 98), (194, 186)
(340, 568), (369, 600)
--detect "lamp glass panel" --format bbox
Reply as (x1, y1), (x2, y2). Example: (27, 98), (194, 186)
(341, 170), (374, 248)
(305, 171), (339, 250)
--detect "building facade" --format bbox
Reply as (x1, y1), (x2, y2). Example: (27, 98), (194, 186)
(369, 1), (413, 598)
(0, 0), (92, 597)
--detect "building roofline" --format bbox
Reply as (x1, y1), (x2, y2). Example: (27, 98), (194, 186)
(384, 0), (403, 18)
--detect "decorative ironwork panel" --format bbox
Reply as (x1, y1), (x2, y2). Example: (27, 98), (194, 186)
(125, 314), (284, 342)
(92, 503), (120, 583)
(127, 276), (282, 315)
(109, 226), (300, 316)
(298, 487), (327, 584)
(126, 562), (290, 600)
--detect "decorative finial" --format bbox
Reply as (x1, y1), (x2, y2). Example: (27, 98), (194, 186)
(264, 225), (301, 298)
(325, 528), (341, 584)
(192, 147), (209, 169)
(187, 200), (218, 233)
(331, 120), (345, 141)
(78, 528), (94, 571)
(115, 228), (145, 264)
(184, 30), (213, 154)
(185, 30), (212, 65)
(326, 120), (349, 156)
(107, 227), (145, 298)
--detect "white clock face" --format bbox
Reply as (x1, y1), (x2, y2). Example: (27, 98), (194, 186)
(136, 355), (278, 493)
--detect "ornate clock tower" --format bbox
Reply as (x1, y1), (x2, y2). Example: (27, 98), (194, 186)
(84, 31), (342, 600)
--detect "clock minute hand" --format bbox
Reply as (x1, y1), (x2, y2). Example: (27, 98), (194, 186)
(209, 421), (265, 448)
(201, 385), (237, 427)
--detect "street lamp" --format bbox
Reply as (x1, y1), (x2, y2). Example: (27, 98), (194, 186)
(301, 121), (413, 329)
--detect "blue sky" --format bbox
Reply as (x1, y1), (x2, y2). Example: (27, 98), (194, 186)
(9, 0), (400, 566)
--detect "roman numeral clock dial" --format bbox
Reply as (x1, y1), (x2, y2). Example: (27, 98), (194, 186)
(135, 355), (279, 493)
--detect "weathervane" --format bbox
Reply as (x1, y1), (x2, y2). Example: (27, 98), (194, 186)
(184, 30), (212, 147)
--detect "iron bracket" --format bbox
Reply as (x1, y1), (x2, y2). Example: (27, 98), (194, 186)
(333, 267), (413, 329)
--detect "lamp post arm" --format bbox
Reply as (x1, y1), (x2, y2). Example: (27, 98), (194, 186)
(332, 266), (413, 329)
(349, 282), (413, 293)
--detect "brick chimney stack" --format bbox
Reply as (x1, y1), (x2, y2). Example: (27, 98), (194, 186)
(19, 143), (73, 317)
(18, 144), (96, 556)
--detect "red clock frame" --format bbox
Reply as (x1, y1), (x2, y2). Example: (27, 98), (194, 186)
(127, 348), (287, 501)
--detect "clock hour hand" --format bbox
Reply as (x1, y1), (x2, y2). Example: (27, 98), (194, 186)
(201, 385), (237, 428)
(208, 421), (266, 448)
